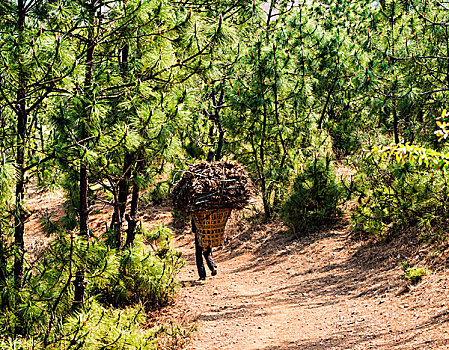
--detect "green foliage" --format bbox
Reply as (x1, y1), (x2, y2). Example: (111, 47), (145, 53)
(328, 118), (363, 158)
(90, 230), (184, 308)
(49, 302), (158, 349)
(367, 142), (449, 171)
(0, 301), (194, 350)
(401, 261), (429, 285)
(0, 226), (183, 346)
(354, 112), (449, 240)
(281, 153), (344, 235)
(0, 159), (15, 271)
(143, 225), (173, 245)
(0, 160), (15, 210)
(140, 181), (170, 206)
(351, 153), (449, 240)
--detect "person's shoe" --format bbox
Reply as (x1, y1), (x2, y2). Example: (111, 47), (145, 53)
(199, 276), (206, 281)
(211, 268), (217, 276)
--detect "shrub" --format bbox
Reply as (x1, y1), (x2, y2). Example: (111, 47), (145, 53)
(404, 266), (428, 285)
(89, 227), (184, 308)
(140, 181), (170, 206)
(351, 155), (449, 241)
(328, 118), (363, 158)
(281, 153), (345, 235)
(0, 301), (194, 350)
(47, 302), (159, 349)
(0, 226), (184, 347)
(401, 261), (429, 285)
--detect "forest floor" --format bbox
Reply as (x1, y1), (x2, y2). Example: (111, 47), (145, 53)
(25, 188), (449, 350)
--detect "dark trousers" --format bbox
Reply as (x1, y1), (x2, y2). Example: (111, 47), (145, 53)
(193, 221), (216, 279)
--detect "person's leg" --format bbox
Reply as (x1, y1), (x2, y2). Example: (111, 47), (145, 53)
(203, 247), (217, 275)
(195, 232), (206, 280)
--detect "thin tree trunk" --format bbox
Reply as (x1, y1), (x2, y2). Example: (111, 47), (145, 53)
(214, 87), (225, 161)
(393, 104), (399, 144)
(112, 191), (123, 249)
(390, 2), (399, 145)
(12, 0), (28, 335)
(79, 11), (95, 237)
(14, 94), (26, 290)
(111, 44), (133, 247)
(110, 152), (133, 232)
(14, 0), (27, 292)
(206, 118), (215, 162)
(261, 104), (271, 220)
(124, 172), (140, 247)
(272, 40), (287, 209)
(318, 89), (331, 130)
(257, 35), (270, 220)
(215, 123), (225, 161)
(206, 87), (226, 162)
(73, 3), (95, 309)
(0, 225), (6, 287)
(79, 155), (89, 237)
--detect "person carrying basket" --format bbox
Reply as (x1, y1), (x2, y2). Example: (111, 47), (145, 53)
(172, 161), (253, 281)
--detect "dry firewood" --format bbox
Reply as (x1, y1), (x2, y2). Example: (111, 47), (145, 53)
(171, 160), (253, 214)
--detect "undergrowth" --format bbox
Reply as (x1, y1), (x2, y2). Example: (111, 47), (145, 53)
(351, 156), (449, 243)
(281, 153), (345, 235)
(401, 261), (429, 285)
(0, 226), (187, 349)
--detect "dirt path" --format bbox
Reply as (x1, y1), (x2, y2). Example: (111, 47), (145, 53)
(169, 214), (449, 350)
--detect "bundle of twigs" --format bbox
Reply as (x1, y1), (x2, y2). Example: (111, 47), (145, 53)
(172, 161), (253, 213)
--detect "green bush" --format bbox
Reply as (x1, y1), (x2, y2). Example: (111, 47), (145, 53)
(140, 181), (170, 206)
(0, 301), (194, 350)
(351, 155), (449, 241)
(0, 232), (76, 337)
(401, 261), (429, 285)
(281, 154), (345, 235)
(89, 227), (184, 308)
(404, 267), (428, 285)
(48, 302), (159, 349)
(0, 226), (184, 347)
(328, 118), (363, 158)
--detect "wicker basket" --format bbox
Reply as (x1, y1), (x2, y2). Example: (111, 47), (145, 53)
(192, 208), (232, 248)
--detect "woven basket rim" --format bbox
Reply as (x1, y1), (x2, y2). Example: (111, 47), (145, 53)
(192, 207), (231, 214)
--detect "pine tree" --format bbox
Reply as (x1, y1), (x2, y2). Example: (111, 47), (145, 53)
(0, 1), (72, 326)
(226, 1), (308, 218)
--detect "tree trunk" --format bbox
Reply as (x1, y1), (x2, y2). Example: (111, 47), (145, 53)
(14, 93), (27, 290)
(213, 86), (225, 161)
(110, 44), (133, 247)
(110, 152), (133, 232)
(393, 104), (399, 144)
(73, 3), (95, 309)
(118, 154), (134, 218)
(256, 35), (271, 221)
(11, 1), (28, 335)
(72, 271), (86, 310)
(206, 121), (215, 162)
(0, 226), (6, 287)
(13, 0), (27, 292)
(124, 175), (140, 247)
(111, 186), (123, 249)
(79, 157), (89, 237)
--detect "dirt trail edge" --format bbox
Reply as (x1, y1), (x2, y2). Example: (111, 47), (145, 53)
(168, 214), (449, 350)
